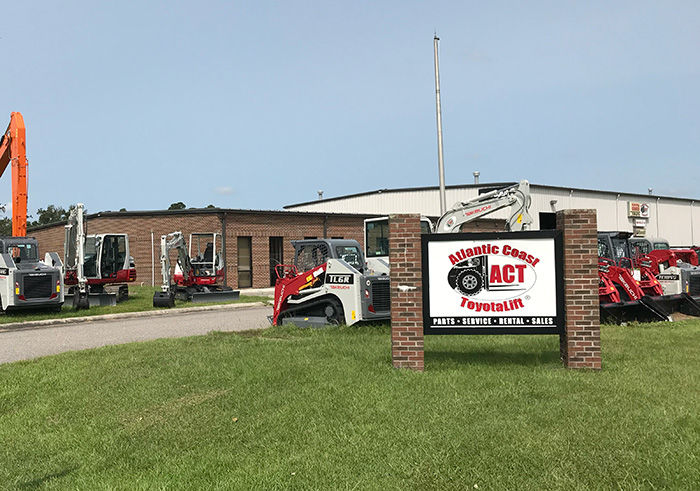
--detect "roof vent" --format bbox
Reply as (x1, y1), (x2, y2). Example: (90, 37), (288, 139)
(473, 171), (480, 184)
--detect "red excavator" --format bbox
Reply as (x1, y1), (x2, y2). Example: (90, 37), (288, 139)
(0, 112), (28, 236)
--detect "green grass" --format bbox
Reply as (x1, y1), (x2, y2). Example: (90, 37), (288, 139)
(0, 285), (270, 325)
(1, 321), (698, 489)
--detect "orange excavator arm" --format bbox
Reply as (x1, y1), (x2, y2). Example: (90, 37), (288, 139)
(0, 112), (28, 237)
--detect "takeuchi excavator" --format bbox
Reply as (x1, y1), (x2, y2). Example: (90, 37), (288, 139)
(63, 203), (136, 309)
(0, 112), (28, 237)
(153, 231), (239, 307)
(364, 180), (533, 275)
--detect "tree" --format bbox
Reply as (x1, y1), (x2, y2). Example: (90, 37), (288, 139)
(27, 204), (85, 228)
(0, 217), (10, 236)
(168, 202), (186, 210)
(206, 204), (216, 209)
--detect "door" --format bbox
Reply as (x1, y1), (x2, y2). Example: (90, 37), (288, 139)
(269, 236), (283, 286)
(237, 236), (252, 288)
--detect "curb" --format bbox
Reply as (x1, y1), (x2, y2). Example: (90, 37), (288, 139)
(0, 302), (271, 334)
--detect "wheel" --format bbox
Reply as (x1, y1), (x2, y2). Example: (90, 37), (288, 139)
(324, 299), (344, 325)
(455, 270), (484, 296)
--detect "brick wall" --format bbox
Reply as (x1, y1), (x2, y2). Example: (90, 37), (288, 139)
(30, 211), (367, 290)
(556, 209), (602, 370)
(389, 214), (424, 371)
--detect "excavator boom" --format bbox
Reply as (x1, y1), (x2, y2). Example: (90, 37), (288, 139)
(434, 180), (533, 233)
(0, 112), (28, 237)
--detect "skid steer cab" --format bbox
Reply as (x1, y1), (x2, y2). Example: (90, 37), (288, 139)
(0, 237), (64, 312)
(272, 239), (390, 327)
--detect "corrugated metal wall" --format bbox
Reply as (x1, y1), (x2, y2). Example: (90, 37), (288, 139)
(287, 185), (699, 245)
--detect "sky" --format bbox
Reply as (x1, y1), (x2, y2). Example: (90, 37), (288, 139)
(1, 1), (699, 217)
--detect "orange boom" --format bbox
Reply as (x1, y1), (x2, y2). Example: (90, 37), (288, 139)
(0, 112), (28, 237)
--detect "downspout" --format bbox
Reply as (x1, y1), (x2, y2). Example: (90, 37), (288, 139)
(691, 201), (695, 245)
(219, 212), (227, 286)
(656, 197), (660, 237)
(615, 194), (620, 230)
(323, 215), (328, 239)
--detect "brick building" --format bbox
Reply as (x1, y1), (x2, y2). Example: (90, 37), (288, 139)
(29, 208), (374, 289)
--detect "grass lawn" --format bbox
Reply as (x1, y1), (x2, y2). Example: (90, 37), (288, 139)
(0, 285), (270, 325)
(0, 321), (698, 489)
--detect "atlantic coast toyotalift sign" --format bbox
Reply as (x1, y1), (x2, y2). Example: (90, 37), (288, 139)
(421, 231), (564, 335)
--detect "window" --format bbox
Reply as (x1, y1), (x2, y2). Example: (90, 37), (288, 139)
(598, 238), (611, 259)
(237, 237), (252, 288)
(269, 237), (283, 286)
(100, 235), (127, 277)
(9, 243), (38, 263)
(335, 245), (362, 270)
(365, 219), (389, 258)
(295, 242), (330, 272)
(653, 242), (670, 250)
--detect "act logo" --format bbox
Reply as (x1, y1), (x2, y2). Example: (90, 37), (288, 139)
(446, 243), (539, 303)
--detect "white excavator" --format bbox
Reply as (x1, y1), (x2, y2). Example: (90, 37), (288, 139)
(153, 231), (239, 307)
(64, 203), (136, 309)
(273, 180), (533, 326)
(364, 180), (533, 275)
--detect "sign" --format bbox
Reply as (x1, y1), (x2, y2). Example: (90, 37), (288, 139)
(628, 202), (650, 218)
(421, 231), (564, 335)
(633, 218), (647, 227)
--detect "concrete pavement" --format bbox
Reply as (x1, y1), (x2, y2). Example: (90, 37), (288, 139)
(0, 304), (272, 364)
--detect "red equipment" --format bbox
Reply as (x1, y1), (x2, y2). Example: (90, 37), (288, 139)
(272, 263), (326, 325)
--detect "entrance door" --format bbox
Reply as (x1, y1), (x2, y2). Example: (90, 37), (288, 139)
(269, 236), (283, 286)
(237, 236), (252, 288)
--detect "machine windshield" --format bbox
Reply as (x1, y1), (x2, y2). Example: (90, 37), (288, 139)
(365, 218), (432, 258)
(335, 245), (363, 270)
(9, 243), (38, 262)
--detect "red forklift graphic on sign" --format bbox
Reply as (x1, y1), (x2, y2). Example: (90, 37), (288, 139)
(447, 255), (527, 297)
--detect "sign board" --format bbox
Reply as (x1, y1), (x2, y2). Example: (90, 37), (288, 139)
(421, 231), (564, 335)
(628, 202), (650, 218)
(633, 218), (647, 227)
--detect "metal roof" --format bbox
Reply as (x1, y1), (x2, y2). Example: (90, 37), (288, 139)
(285, 181), (699, 209)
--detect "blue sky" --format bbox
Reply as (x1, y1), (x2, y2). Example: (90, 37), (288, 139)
(1, 1), (698, 216)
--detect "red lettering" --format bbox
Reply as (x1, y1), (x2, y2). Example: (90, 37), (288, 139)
(489, 265), (502, 283)
(502, 264), (515, 283)
(516, 264), (526, 282)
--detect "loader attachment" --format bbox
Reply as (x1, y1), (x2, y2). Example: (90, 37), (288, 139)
(190, 287), (239, 304)
(642, 293), (700, 318)
(600, 298), (670, 324)
(153, 290), (175, 308)
(65, 292), (117, 308)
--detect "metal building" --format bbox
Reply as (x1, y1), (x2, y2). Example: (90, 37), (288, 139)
(286, 182), (700, 246)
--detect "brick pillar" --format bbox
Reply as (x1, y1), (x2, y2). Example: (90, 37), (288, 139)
(556, 209), (602, 370)
(389, 214), (424, 371)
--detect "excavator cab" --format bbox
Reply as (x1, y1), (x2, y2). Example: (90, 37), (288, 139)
(189, 233), (223, 279)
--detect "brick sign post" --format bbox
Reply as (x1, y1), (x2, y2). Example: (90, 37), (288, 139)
(556, 209), (602, 370)
(389, 214), (424, 371)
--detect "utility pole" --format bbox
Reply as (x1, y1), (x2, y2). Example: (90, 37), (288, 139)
(434, 35), (447, 215)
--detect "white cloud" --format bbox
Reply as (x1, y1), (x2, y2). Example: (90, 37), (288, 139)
(215, 186), (234, 196)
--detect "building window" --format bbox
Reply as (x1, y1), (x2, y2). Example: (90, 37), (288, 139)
(237, 236), (252, 288)
(269, 236), (283, 286)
